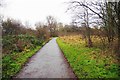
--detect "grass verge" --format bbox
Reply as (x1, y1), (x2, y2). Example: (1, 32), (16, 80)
(57, 37), (119, 78)
(2, 39), (50, 79)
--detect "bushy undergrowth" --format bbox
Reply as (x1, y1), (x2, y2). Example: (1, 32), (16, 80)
(2, 34), (44, 56)
(2, 34), (48, 79)
(57, 35), (119, 78)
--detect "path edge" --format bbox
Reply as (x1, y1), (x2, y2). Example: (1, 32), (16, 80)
(56, 38), (78, 79)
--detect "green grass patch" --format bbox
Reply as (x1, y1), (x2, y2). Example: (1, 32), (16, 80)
(2, 34), (51, 79)
(57, 37), (119, 78)
(2, 46), (41, 79)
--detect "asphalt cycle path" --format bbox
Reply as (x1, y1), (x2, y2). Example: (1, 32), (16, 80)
(15, 38), (76, 78)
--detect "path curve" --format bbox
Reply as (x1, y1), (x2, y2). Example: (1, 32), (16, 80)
(15, 38), (76, 78)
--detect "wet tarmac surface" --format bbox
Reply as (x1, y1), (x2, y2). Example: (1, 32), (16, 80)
(15, 38), (76, 78)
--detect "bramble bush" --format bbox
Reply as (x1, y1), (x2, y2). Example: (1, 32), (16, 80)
(2, 34), (43, 56)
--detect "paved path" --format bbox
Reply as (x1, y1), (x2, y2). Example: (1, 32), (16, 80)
(15, 38), (76, 78)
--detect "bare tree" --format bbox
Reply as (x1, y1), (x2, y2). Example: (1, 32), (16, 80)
(68, 0), (93, 47)
(35, 22), (50, 40)
(46, 16), (58, 37)
(68, 0), (120, 50)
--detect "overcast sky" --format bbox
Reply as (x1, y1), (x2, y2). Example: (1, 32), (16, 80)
(1, 0), (102, 29)
(1, 0), (73, 28)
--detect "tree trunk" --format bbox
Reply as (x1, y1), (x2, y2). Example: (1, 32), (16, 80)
(86, 8), (92, 47)
(86, 27), (92, 47)
(117, 3), (120, 56)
